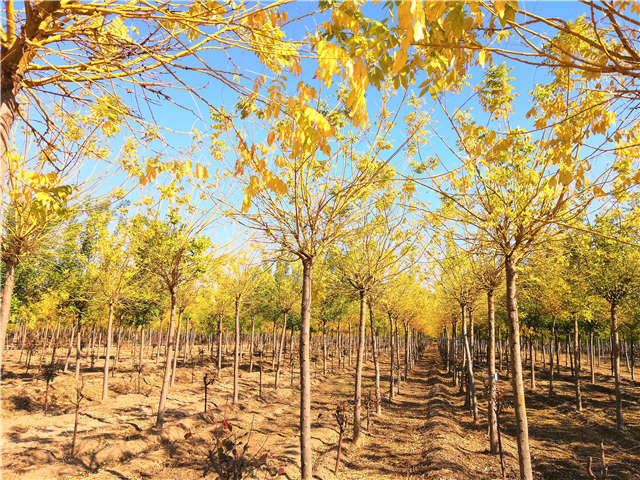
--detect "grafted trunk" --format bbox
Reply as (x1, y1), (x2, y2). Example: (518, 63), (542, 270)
(505, 254), (532, 480)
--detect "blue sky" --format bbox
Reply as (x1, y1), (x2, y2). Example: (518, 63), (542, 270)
(79, 0), (611, 249)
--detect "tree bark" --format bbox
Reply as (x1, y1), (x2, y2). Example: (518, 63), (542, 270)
(101, 301), (114, 401)
(275, 310), (288, 389)
(573, 315), (582, 411)
(368, 299), (381, 415)
(249, 317), (255, 373)
(505, 254), (533, 480)
(487, 289), (499, 454)
(170, 310), (183, 387)
(233, 295), (241, 404)
(299, 257), (313, 480)
(155, 290), (178, 428)
(353, 289), (366, 444)
(610, 303), (623, 430)
(216, 313), (223, 377)
(462, 304), (478, 424)
(388, 311), (394, 402)
(0, 258), (17, 368)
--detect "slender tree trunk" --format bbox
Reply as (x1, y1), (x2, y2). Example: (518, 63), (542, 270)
(101, 301), (115, 401)
(299, 257), (313, 480)
(529, 336), (535, 390)
(462, 304), (478, 424)
(271, 317), (278, 369)
(64, 324), (77, 372)
(486, 288), (499, 455)
(589, 330), (595, 384)
(216, 313), (223, 377)
(74, 318), (82, 381)
(610, 303), (623, 430)
(171, 310), (183, 387)
(353, 289), (366, 444)
(573, 315), (582, 411)
(275, 311), (288, 389)
(156, 290), (178, 428)
(549, 317), (556, 397)
(0, 258), (17, 368)
(249, 317), (255, 373)
(388, 311), (394, 402)
(322, 320), (327, 376)
(368, 299), (381, 415)
(505, 254), (533, 480)
(233, 295), (241, 404)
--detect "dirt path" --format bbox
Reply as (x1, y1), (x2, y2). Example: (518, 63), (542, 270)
(336, 345), (517, 480)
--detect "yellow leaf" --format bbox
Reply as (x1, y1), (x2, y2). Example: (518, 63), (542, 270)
(478, 49), (487, 67)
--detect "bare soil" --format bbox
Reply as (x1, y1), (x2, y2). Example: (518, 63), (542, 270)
(1, 342), (639, 479)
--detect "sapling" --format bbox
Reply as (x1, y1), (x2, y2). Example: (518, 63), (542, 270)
(365, 390), (372, 431)
(203, 372), (216, 413)
(70, 377), (86, 457)
(258, 350), (264, 398)
(587, 442), (608, 480)
(334, 403), (347, 475)
(42, 364), (57, 413)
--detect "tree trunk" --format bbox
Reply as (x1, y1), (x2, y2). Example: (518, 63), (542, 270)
(462, 304), (478, 424)
(505, 254), (533, 480)
(353, 289), (366, 444)
(299, 257), (313, 480)
(156, 290), (178, 428)
(549, 317), (556, 397)
(573, 315), (582, 411)
(233, 295), (241, 404)
(216, 313), (223, 377)
(101, 301), (114, 401)
(610, 303), (623, 430)
(487, 289), (499, 454)
(529, 335), (535, 390)
(589, 330), (595, 384)
(249, 317), (255, 373)
(0, 258), (17, 368)
(275, 311), (288, 389)
(0, 89), (18, 255)
(322, 320), (327, 375)
(171, 310), (183, 387)
(368, 299), (381, 415)
(388, 311), (395, 402)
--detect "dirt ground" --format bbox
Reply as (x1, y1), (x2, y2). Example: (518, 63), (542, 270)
(1, 342), (639, 479)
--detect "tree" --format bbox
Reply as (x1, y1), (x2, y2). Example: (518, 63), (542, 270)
(0, 0), (303, 238)
(576, 214), (640, 430)
(87, 210), (135, 401)
(331, 186), (417, 444)
(132, 211), (210, 428)
(0, 152), (73, 367)
(220, 253), (261, 404)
